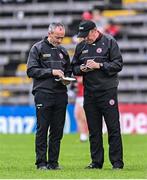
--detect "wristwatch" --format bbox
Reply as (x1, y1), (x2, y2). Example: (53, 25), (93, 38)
(99, 63), (103, 68)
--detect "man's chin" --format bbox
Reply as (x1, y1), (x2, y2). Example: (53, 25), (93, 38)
(87, 41), (93, 44)
(54, 43), (60, 47)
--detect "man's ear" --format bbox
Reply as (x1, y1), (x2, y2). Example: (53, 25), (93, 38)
(93, 27), (97, 32)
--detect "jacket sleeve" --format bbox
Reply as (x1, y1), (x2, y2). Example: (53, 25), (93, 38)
(71, 46), (84, 76)
(61, 47), (72, 77)
(27, 45), (53, 79)
(101, 38), (123, 76)
(64, 54), (72, 77)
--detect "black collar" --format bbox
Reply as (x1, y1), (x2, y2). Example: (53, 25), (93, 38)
(94, 31), (103, 43)
(44, 36), (54, 47)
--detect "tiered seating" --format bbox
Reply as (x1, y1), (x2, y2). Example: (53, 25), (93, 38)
(123, 0), (147, 9)
(102, 9), (137, 17)
(0, 76), (32, 104)
(0, 0), (147, 104)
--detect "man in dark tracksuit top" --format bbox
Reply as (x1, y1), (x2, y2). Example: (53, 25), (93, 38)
(72, 20), (124, 169)
(27, 23), (71, 170)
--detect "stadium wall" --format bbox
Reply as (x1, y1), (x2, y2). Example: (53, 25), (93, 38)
(0, 104), (147, 134)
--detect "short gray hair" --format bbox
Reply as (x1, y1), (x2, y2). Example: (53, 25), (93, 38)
(48, 22), (65, 33)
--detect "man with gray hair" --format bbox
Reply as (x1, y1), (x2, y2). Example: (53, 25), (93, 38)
(27, 22), (72, 170)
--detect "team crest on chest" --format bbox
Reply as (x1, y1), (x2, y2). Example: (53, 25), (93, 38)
(96, 48), (102, 53)
(59, 53), (63, 59)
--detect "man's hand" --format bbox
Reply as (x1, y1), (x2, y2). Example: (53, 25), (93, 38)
(80, 64), (88, 72)
(80, 59), (101, 72)
(86, 59), (100, 69)
(52, 69), (64, 78)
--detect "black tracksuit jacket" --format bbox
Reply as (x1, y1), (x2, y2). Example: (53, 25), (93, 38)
(27, 37), (72, 95)
(72, 33), (123, 94)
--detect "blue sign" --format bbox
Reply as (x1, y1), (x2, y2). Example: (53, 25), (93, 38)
(0, 104), (77, 134)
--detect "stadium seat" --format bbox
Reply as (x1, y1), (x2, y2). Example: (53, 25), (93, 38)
(0, 0), (147, 103)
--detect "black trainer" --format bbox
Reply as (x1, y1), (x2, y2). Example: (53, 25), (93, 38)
(112, 162), (124, 170)
(112, 166), (123, 170)
(47, 164), (61, 170)
(85, 163), (102, 169)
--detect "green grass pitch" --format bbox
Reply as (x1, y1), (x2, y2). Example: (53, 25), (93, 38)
(0, 134), (147, 179)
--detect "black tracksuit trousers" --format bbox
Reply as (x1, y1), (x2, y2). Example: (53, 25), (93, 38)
(34, 91), (68, 167)
(84, 88), (124, 168)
